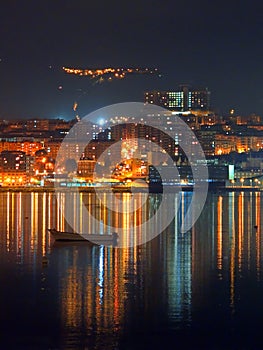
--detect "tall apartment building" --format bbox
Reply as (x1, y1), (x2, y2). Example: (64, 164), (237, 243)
(144, 85), (211, 111)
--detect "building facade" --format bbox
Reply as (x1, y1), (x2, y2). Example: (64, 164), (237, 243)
(144, 86), (211, 111)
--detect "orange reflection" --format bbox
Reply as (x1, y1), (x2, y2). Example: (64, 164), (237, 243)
(229, 193), (235, 313)
(217, 196), (223, 270)
(256, 193), (261, 278)
(238, 193), (244, 270)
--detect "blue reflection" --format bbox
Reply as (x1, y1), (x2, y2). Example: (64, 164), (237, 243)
(98, 245), (104, 304)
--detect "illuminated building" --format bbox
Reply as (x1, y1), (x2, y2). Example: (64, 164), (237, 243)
(0, 150), (26, 171)
(144, 86), (211, 111)
(0, 151), (27, 186)
(215, 135), (237, 155)
(77, 158), (96, 178)
(25, 155), (35, 177)
(45, 141), (61, 159)
(47, 118), (75, 131)
(0, 141), (43, 156)
(214, 134), (263, 155)
(188, 88), (210, 111)
(0, 172), (27, 186)
(26, 119), (49, 131)
(54, 141), (82, 164)
(34, 149), (54, 175)
(110, 122), (178, 160)
(248, 114), (262, 124)
(84, 139), (118, 162)
(112, 158), (148, 180)
(196, 130), (216, 156)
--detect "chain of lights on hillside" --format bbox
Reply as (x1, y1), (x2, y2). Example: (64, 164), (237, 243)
(62, 66), (160, 82)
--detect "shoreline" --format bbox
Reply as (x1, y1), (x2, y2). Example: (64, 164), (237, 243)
(0, 185), (261, 193)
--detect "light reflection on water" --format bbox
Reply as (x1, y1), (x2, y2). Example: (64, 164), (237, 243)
(0, 191), (263, 349)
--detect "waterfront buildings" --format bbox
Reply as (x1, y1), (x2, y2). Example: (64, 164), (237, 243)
(0, 92), (262, 187)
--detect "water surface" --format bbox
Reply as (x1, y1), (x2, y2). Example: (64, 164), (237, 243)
(0, 191), (263, 349)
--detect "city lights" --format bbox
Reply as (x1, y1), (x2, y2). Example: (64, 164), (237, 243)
(62, 66), (159, 81)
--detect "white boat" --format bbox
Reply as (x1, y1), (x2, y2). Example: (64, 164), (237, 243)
(48, 228), (118, 246)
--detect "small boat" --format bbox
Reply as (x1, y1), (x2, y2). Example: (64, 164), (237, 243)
(48, 228), (118, 246)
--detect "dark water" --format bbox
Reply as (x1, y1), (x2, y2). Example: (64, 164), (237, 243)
(0, 191), (263, 349)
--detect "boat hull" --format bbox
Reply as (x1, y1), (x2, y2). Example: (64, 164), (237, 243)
(48, 229), (118, 246)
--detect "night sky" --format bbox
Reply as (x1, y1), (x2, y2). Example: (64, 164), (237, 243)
(0, 0), (262, 120)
